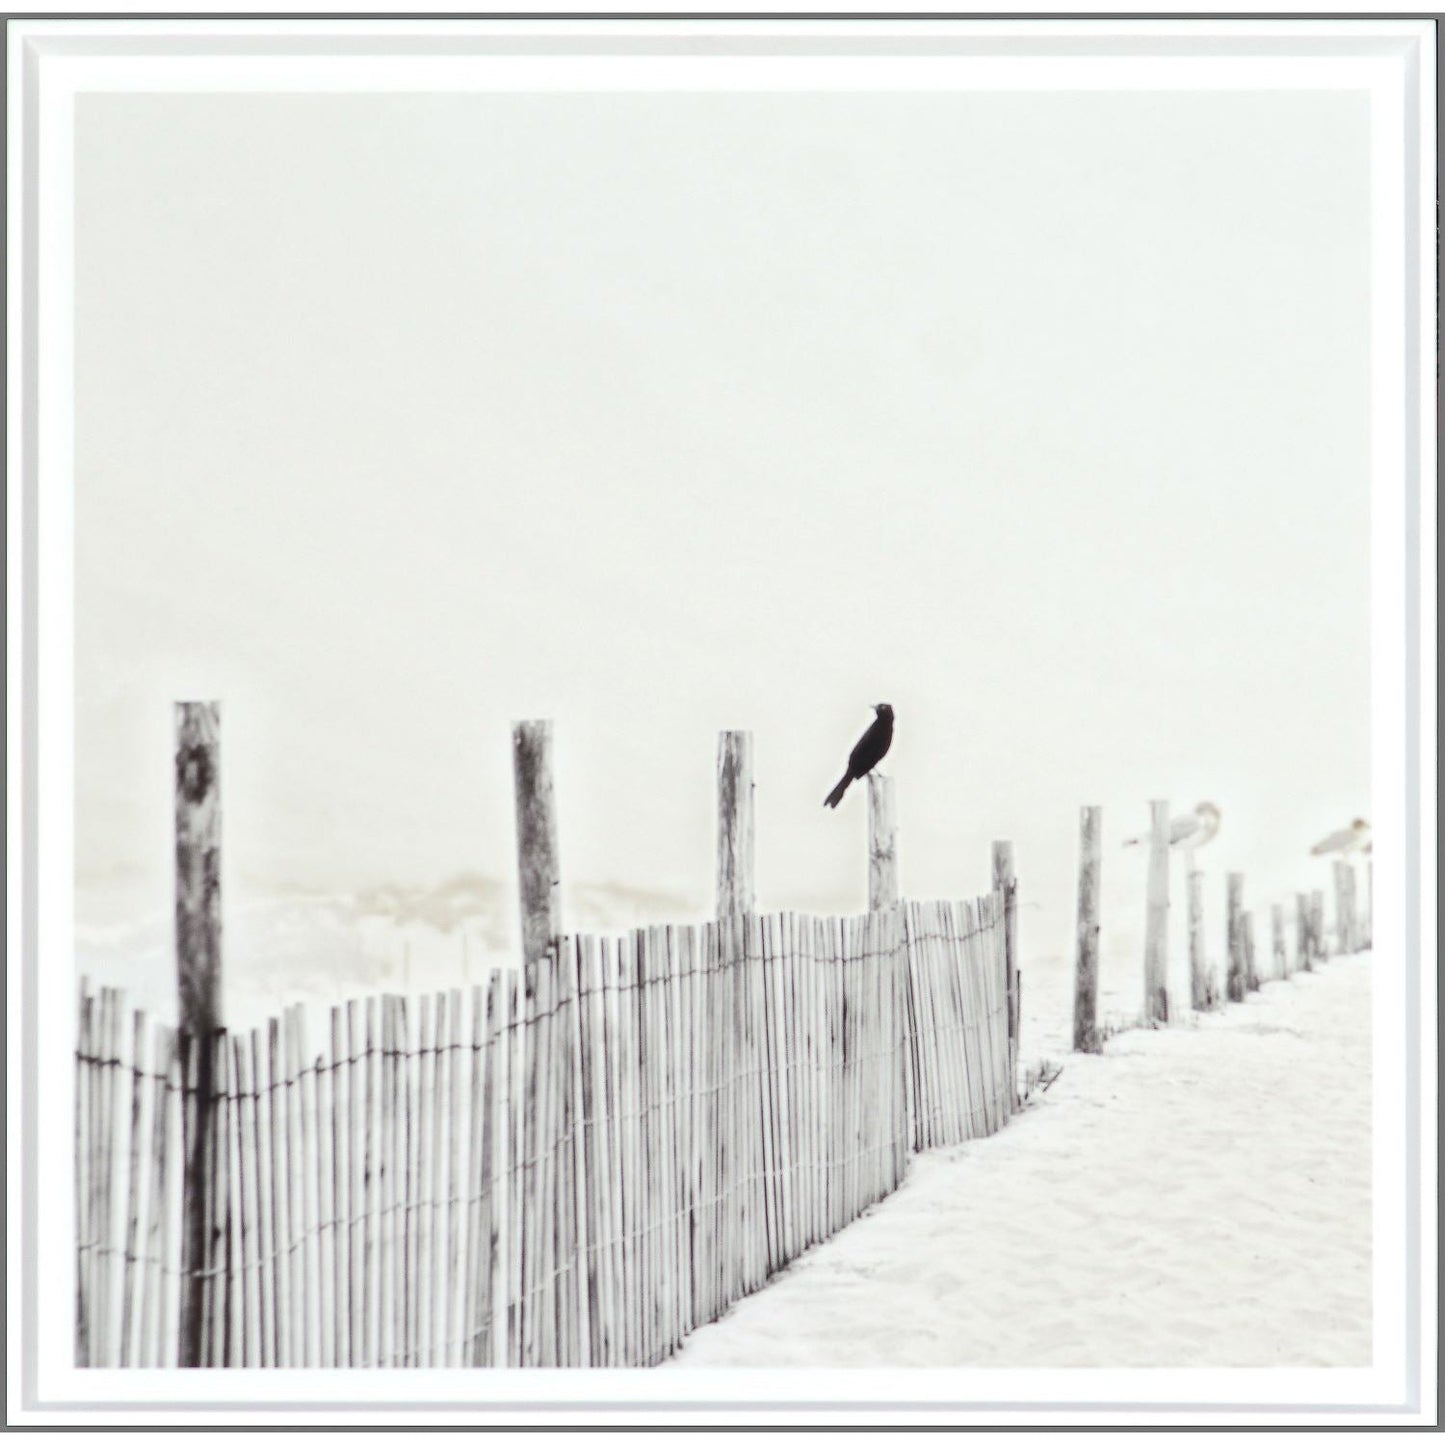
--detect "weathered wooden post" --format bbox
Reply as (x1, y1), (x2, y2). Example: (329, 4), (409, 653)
(867, 774), (898, 912)
(1272, 902), (1287, 979)
(174, 700), (222, 1368)
(991, 840), (1018, 1098)
(1310, 889), (1327, 962)
(716, 729), (755, 917)
(1243, 911), (1259, 991)
(1226, 872), (1246, 1002)
(1073, 807), (1102, 1052)
(1186, 847), (1211, 1010)
(1365, 857), (1374, 949)
(513, 720), (561, 975)
(1332, 860), (1351, 954)
(1343, 862), (1359, 952)
(1143, 800), (1170, 1023)
(1296, 891), (1312, 971)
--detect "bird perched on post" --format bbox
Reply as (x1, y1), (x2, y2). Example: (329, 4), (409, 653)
(1122, 801), (1221, 850)
(823, 704), (894, 809)
(1310, 818), (1370, 857)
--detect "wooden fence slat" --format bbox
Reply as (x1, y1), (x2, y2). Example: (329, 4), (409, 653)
(504, 973), (523, 1368)
(461, 985), (483, 1368)
(253, 1028), (276, 1369)
(570, 942), (597, 1367)
(137, 1024), (173, 1367)
(192, 1026), (210, 1369)
(479, 974), (501, 1367)
(428, 992), (448, 1368)
(398, 994), (415, 1369)
(232, 1037), (256, 1367)
(602, 936), (627, 1367)
(363, 1000), (379, 1369)
(379, 997), (396, 1368)
(314, 1029), (334, 1369)
(520, 961), (542, 1367)
(96, 990), (117, 1365)
(416, 993), (435, 1369)
(266, 1018), (289, 1367)
(292, 1010), (318, 1368)
(74, 990), (93, 1368)
(591, 938), (618, 1365)
(541, 954), (565, 1367)
(443, 989), (462, 1368)
(345, 998), (362, 1369)
(118, 1010), (146, 1367)
(212, 1029), (233, 1368)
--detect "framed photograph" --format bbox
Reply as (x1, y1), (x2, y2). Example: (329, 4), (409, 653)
(7, 10), (1436, 1429)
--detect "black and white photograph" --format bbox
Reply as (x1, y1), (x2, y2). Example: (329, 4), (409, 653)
(7, 11), (1436, 1429)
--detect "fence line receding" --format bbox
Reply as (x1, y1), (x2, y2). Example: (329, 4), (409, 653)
(76, 896), (1011, 1369)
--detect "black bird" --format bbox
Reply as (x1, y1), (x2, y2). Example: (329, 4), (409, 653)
(823, 704), (894, 809)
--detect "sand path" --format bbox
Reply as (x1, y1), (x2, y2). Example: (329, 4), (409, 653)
(667, 953), (1372, 1368)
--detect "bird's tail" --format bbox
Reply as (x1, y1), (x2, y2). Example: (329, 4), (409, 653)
(823, 773), (851, 809)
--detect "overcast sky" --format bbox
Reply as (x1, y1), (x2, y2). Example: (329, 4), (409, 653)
(74, 88), (1371, 963)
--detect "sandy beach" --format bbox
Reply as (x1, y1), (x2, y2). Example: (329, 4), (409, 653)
(667, 952), (1372, 1369)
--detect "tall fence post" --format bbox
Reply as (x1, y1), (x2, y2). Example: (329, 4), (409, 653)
(1272, 902), (1287, 979)
(867, 774), (898, 912)
(1365, 857), (1374, 949)
(1296, 891), (1312, 972)
(1143, 800), (1170, 1024)
(1332, 860), (1351, 955)
(1310, 889), (1327, 963)
(512, 720), (561, 975)
(1186, 847), (1211, 1010)
(1073, 806), (1102, 1052)
(174, 700), (222, 1368)
(1243, 911), (1259, 991)
(991, 840), (1018, 1100)
(716, 730), (755, 917)
(1226, 872), (1246, 1002)
(1343, 862), (1359, 953)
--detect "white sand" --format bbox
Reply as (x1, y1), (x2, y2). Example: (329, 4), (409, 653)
(667, 953), (1372, 1369)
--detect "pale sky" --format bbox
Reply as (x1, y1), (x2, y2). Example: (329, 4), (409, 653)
(74, 89), (1372, 965)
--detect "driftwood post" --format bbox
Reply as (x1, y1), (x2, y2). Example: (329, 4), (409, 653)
(991, 841), (1018, 1098)
(866, 774), (897, 912)
(1272, 902), (1287, 979)
(175, 700), (222, 1368)
(1143, 800), (1170, 1024)
(1296, 892), (1311, 972)
(1343, 862), (1360, 953)
(1332, 861), (1352, 955)
(1310, 889), (1326, 962)
(1243, 911), (1259, 991)
(1226, 872), (1246, 1002)
(512, 720), (561, 976)
(1186, 847), (1211, 1010)
(1073, 807), (1101, 1052)
(1365, 857), (1373, 949)
(716, 730), (755, 917)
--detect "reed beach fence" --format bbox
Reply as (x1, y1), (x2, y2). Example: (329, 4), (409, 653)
(74, 903), (1011, 1368)
(74, 712), (1014, 1368)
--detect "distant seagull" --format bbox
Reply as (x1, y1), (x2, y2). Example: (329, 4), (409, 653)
(1122, 801), (1221, 850)
(823, 704), (894, 809)
(1310, 818), (1371, 857)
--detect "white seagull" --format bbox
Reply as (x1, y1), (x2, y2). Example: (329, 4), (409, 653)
(1310, 818), (1371, 857)
(1122, 801), (1221, 850)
